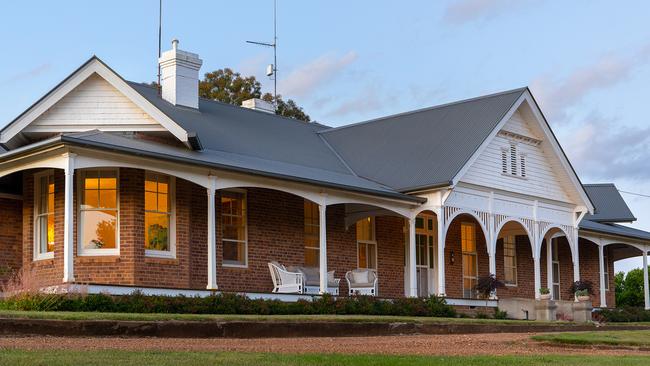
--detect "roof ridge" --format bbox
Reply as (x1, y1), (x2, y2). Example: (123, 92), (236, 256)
(319, 87), (528, 134)
(584, 183), (617, 187)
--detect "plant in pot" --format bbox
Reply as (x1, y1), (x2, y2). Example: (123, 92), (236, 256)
(570, 280), (593, 302)
(475, 274), (505, 310)
(539, 287), (552, 300)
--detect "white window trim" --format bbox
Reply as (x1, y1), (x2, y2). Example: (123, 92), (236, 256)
(552, 239), (561, 300)
(304, 200), (320, 267)
(356, 217), (377, 270)
(144, 173), (176, 259)
(503, 235), (518, 287)
(221, 189), (248, 268)
(33, 170), (55, 261)
(603, 250), (610, 291)
(77, 168), (120, 257)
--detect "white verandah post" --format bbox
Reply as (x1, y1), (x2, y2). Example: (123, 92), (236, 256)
(546, 236), (553, 298)
(318, 203), (328, 294)
(572, 230), (581, 298)
(206, 176), (218, 290)
(408, 217), (417, 297)
(643, 247), (650, 310)
(437, 212), (446, 296)
(62, 153), (76, 283)
(598, 242), (607, 307)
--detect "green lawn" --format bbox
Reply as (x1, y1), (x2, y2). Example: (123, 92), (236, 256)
(533, 330), (650, 346)
(0, 309), (567, 325)
(0, 351), (648, 366)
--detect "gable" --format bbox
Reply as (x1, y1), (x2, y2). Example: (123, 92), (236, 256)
(459, 102), (576, 204)
(0, 56), (190, 149)
(24, 73), (165, 134)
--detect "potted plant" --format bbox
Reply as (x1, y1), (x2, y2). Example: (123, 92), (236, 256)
(570, 280), (593, 301)
(475, 274), (505, 310)
(539, 287), (552, 300)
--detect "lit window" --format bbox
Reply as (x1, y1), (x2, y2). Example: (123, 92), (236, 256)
(503, 236), (517, 285)
(221, 190), (247, 267)
(79, 170), (118, 254)
(145, 172), (174, 256)
(357, 217), (377, 269)
(461, 222), (478, 298)
(34, 171), (55, 259)
(304, 200), (319, 267)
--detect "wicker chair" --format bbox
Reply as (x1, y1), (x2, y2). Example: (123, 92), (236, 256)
(345, 269), (378, 296)
(268, 262), (303, 294)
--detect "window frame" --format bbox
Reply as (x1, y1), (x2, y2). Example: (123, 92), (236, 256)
(502, 235), (518, 286)
(603, 249), (610, 291)
(356, 217), (378, 270)
(144, 172), (176, 259)
(221, 189), (248, 268)
(77, 168), (120, 257)
(33, 170), (55, 261)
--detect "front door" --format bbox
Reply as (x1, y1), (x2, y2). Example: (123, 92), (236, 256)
(415, 214), (436, 297)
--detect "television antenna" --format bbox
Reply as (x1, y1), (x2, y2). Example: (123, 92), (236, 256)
(246, 0), (278, 107)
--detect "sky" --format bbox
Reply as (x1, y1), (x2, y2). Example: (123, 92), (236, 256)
(1, 0), (649, 273)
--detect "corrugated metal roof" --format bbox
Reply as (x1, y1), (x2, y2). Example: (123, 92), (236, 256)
(579, 219), (650, 241)
(583, 183), (636, 223)
(128, 82), (352, 176)
(51, 131), (423, 203)
(319, 88), (526, 191)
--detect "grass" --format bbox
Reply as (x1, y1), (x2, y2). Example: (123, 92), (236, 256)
(532, 330), (650, 347)
(0, 309), (571, 325)
(0, 351), (649, 366)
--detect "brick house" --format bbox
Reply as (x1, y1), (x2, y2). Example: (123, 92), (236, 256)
(1, 41), (649, 318)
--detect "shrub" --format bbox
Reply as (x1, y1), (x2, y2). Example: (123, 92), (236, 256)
(599, 306), (650, 322)
(0, 291), (458, 318)
(494, 308), (508, 319)
(539, 287), (550, 295)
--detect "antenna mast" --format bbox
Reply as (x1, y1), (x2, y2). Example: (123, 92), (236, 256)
(157, 0), (162, 95)
(246, 0), (278, 106)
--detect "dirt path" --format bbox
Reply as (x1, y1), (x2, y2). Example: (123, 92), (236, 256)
(0, 333), (649, 356)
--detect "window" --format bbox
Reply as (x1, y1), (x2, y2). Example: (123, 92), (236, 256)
(79, 170), (119, 255)
(34, 171), (55, 259)
(145, 172), (174, 257)
(502, 142), (527, 178)
(503, 235), (517, 285)
(221, 190), (247, 267)
(357, 217), (377, 269)
(552, 239), (561, 300)
(461, 222), (478, 298)
(603, 249), (610, 291)
(304, 200), (319, 267)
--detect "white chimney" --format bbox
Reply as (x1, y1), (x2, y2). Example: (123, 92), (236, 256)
(158, 39), (203, 109)
(241, 98), (275, 114)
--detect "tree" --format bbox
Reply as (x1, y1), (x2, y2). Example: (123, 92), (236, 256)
(615, 269), (647, 307)
(198, 68), (310, 122)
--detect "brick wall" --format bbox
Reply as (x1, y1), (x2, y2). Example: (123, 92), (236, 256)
(0, 197), (22, 283)
(579, 238), (616, 307)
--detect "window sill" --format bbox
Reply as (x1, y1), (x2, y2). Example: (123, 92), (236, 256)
(145, 249), (176, 259)
(505, 283), (518, 287)
(34, 253), (54, 261)
(78, 249), (120, 257)
(223, 263), (248, 269)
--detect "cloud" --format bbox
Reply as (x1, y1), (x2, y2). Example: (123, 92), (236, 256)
(279, 52), (358, 98)
(443, 0), (529, 25)
(562, 112), (650, 181)
(531, 45), (650, 122)
(2, 63), (51, 85)
(326, 82), (397, 118)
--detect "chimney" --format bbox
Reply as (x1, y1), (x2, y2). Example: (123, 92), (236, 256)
(158, 39), (203, 108)
(241, 98), (275, 114)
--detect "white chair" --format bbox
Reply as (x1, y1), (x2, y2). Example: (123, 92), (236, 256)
(346, 269), (378, 296)
(268, 262), (303, 294)
(294, 267), (341, 295)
